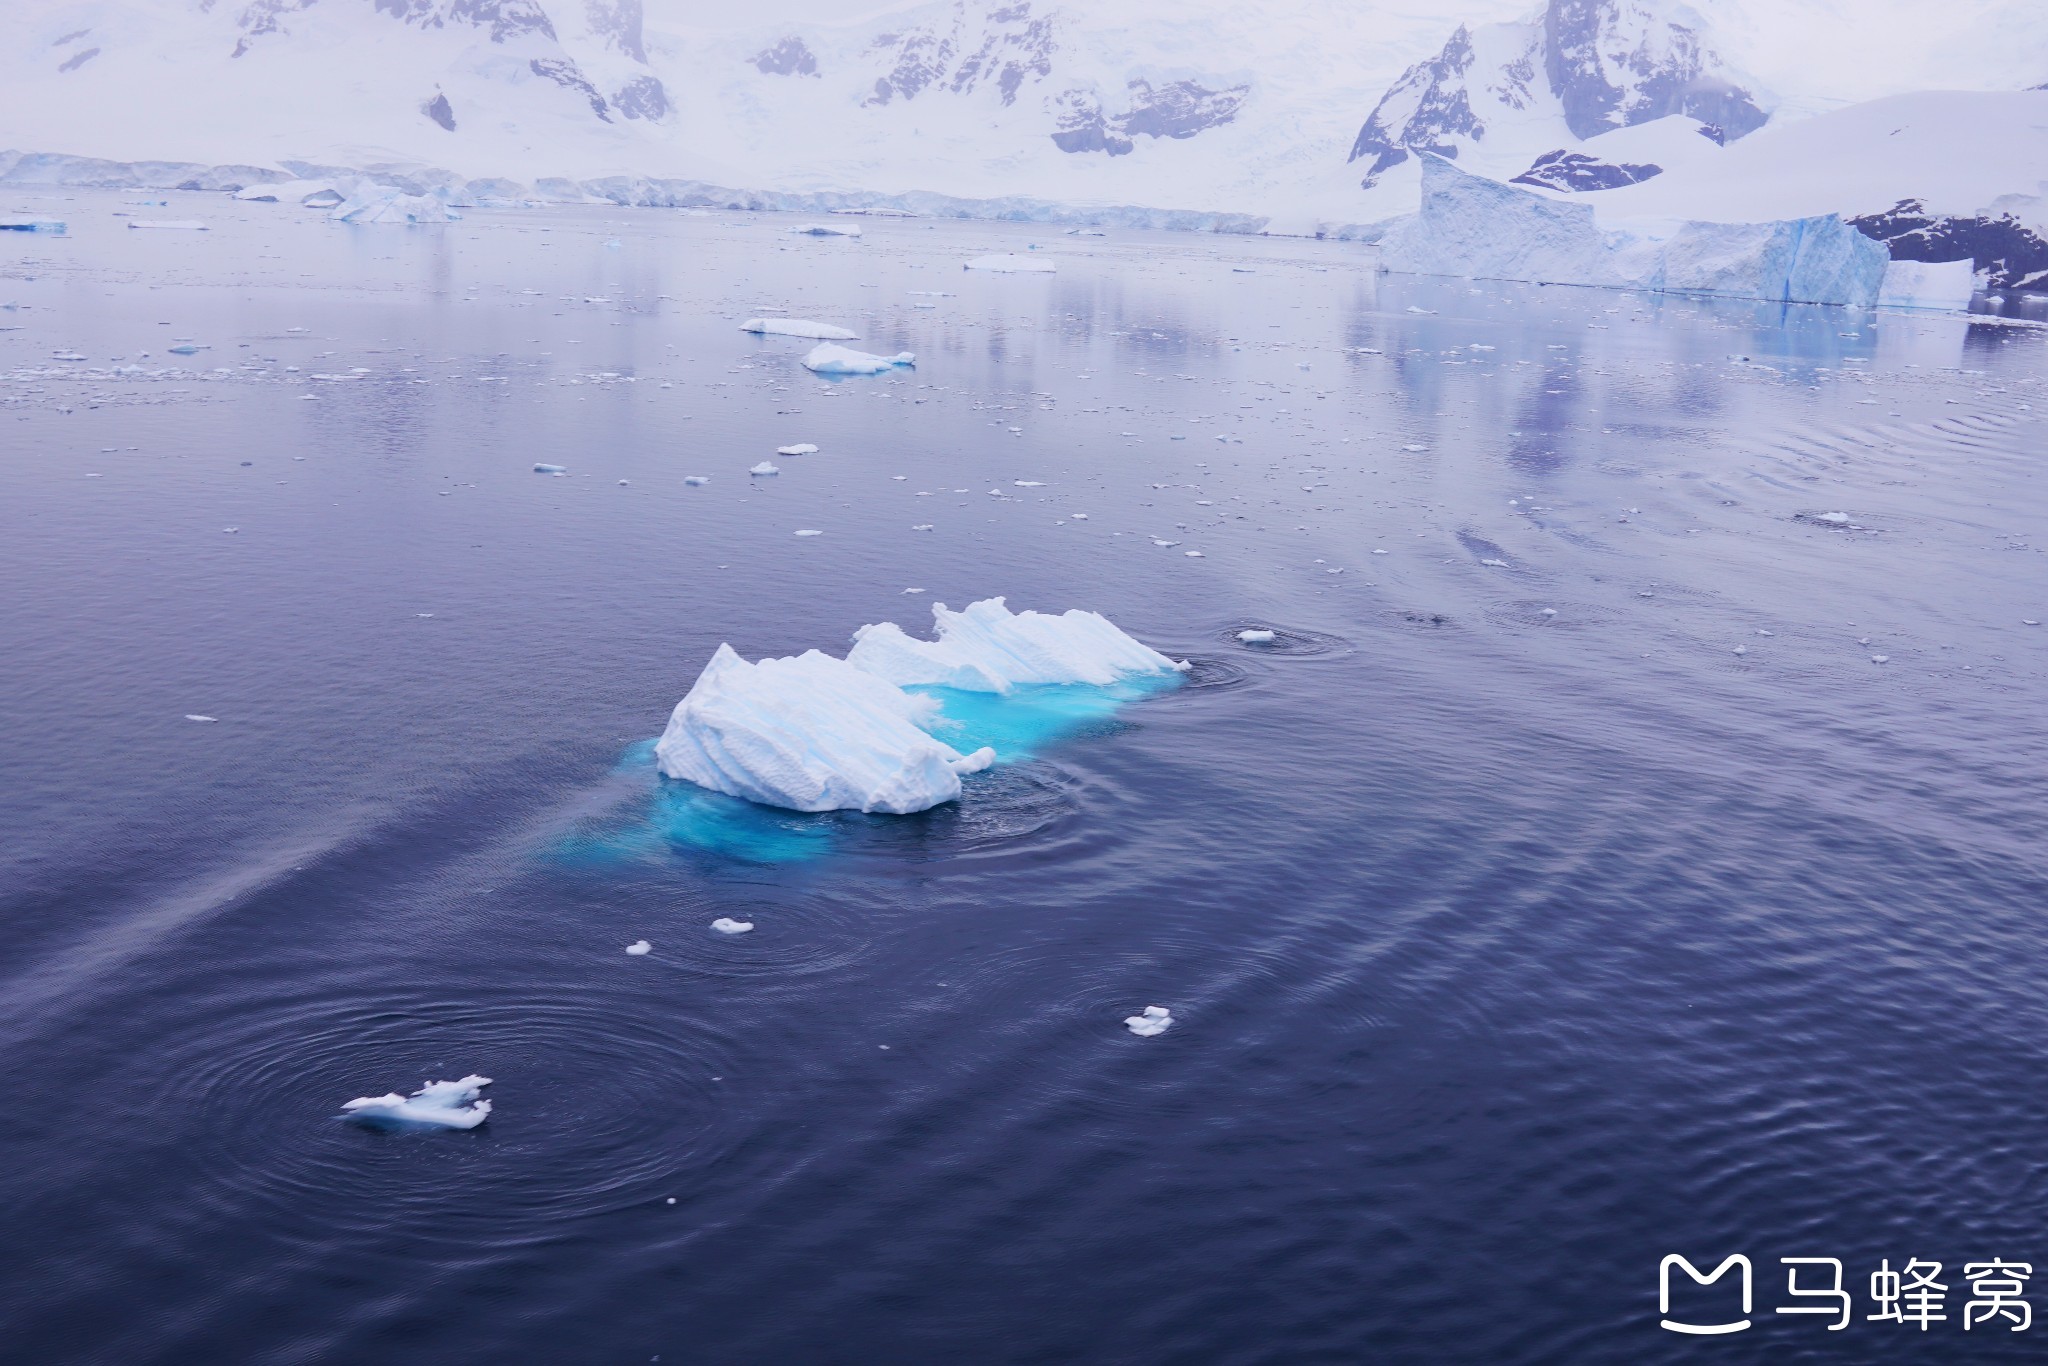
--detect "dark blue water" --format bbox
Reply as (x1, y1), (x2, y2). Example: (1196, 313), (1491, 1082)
(3, 190), (2045, 1364)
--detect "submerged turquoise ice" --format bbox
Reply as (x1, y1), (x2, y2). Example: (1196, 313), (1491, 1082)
(565, 672), (1182, 865)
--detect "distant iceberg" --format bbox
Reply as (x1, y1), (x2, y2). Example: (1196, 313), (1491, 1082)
(964, 254), (1057, 273)
(1378, 155), (1888, 308)
(341, 1075), (492, 1129)
(654, 598), (1183, 814)
(847, 597), (1189, 692)
(234, 178), (346, 207)
(801, 343), (914, 375)
(330, 186), (461, 224)
(792, 222), (861, 237)
(1877, 257), (1977, 311)
(741, 317), (858, 340)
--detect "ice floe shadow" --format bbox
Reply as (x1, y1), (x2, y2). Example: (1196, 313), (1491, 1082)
(559, 673), (1183, 866)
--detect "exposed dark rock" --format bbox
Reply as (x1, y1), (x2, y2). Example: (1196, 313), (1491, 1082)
(865, 1), (1053, 108)
(1348, 24), (1492, 184)
(57, 47), (100, 73)
(754, 36), (819, 77)
(422, 92), (456, 130)
(1510, 148), (1661, 191)
(529, 57), (610, 121)
(611, 73), (669, 121)
(1849, 198), (2048, 292)
(1052, 78), (1248, 156)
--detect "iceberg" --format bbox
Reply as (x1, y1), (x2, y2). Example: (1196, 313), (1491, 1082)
(234, 178), (345, 207)
(964, 254), (1057, 273)
(741, 318), (859, 340)
(776, 443), (819, 456)
(1124, 1006), (1173, 1037)
(792, 222), (861, 237)
(341, 1075), (492, 1129)
(0, 218), (65, 233)
(330, 187), (460, 224)
(801, 343), (915, 375)
(847, 597), (1189, 693)
(654, 645), (996, 815)
(1377, 156), (1888, 308)
(1877, 258), (1977, 311)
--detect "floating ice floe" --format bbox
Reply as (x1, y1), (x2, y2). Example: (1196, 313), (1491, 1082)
(847, 597), (1189, 693)
(741, 318), (858, 340)
(1237, 629), (1277, 644)
(128, 220), (208, 230)
(534, 462), (567, 474)
(1378, 155), (1888, 307)
(626, 939), (652, 955)
(792, 223), (861, 237)
(964, 254), (1056, 273)
(794, 529), (823, 537)
(750, 461), (778, 475)
(802, 343), (914, 375)
(777, 443), (818, 456)
(1124, 1006), (1173, 1037)
(341, 1075), (492, 1130)
(655, 598), (1182, 814)
(711, 918), (754, 935)
(184, 714), (217, 722)
(684, 475), (710, 486)
(0, 218), (65, 234)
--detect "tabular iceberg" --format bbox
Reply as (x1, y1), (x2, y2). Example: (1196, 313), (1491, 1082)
(1378, 155), (1888, 308)
(1877, 258), (1977, 311)
(656, 598), (1184, 814)
(801, 343), (915, 375)
(848, 597), (1190, 692)
(655, 645), (997, 815)
(741, 318), (859, 340)
(341, 1075), (492, 1129)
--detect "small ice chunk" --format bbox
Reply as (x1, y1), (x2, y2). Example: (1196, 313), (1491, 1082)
(684, 475), (710, 485)
(341, 1075), (492, 1129)
(777, 443), (819, 456)
(184, 714), (218, 722)
(1480, 558), (1509, 568)
(802, 343), (915, 375)
(534, 463), (567, 474)
(794, 529), (823, 537)
(127, 220), (209, 231)
(1818, 512), (1850, 524)
(1124, 1006), (1172, 1037)
(1871, 654), (1890, 664)
(751, 462), (779, 475)
(741, 318), (858, 340)
(1237, 629), (1276, 644)
(964, 254), (1056, 273)
(625, 940), (652, 955)
(711, 918), (754, 935)
(792, 223), (861, 237)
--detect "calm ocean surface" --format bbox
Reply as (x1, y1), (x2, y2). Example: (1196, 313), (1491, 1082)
(2, 192), (2044, 1363)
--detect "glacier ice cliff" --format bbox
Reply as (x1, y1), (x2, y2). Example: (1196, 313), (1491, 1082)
(1378, 155), (1888, 307)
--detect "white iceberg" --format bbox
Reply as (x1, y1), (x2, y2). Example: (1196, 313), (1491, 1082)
(330, 187), (460, 224)
(711, 918), (754, 935)
(626, 939), (652, 954)
(1124, 1006), (1172, 1037)
(341, 1075), (492, 1129)
(964, 254), (1056, 273)
(846, 597), (1189, 693)
(741, 318), (858, 340)
(1877, 258), (1977, 311)
(655, 645), (996, 815)
(1237, 629), (1277, 644)
(792, 222), (860, 237)
(777, 443), (819, 456)
(801, 343), (915, 375)
(750, 461), (778, 475)
(1378, 156), (1888, 308)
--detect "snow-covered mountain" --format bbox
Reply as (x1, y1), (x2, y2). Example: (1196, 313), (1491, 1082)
(1, 0), (2044, 241)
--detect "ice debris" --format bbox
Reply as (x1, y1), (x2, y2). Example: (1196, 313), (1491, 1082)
(711, 918), (754, 935)
(777, 443), (819, 456)
(964, 254), (1056, 273)
(792, 223), (861, 237)
(802, 343), (915, 375)
(0, 218), (65, 234)
(534, 463), (567, 475)
(626, 940), (652, 955)
(1124, 1006), (1173, 1037)
(341, 1075), (492, 1130)
(741, 318), (858, 340)
(1237, 629), (1277, 644)
(127, 220), (208, 231)
(750, 461), (779, 475)
(684, 475), (710, 486)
